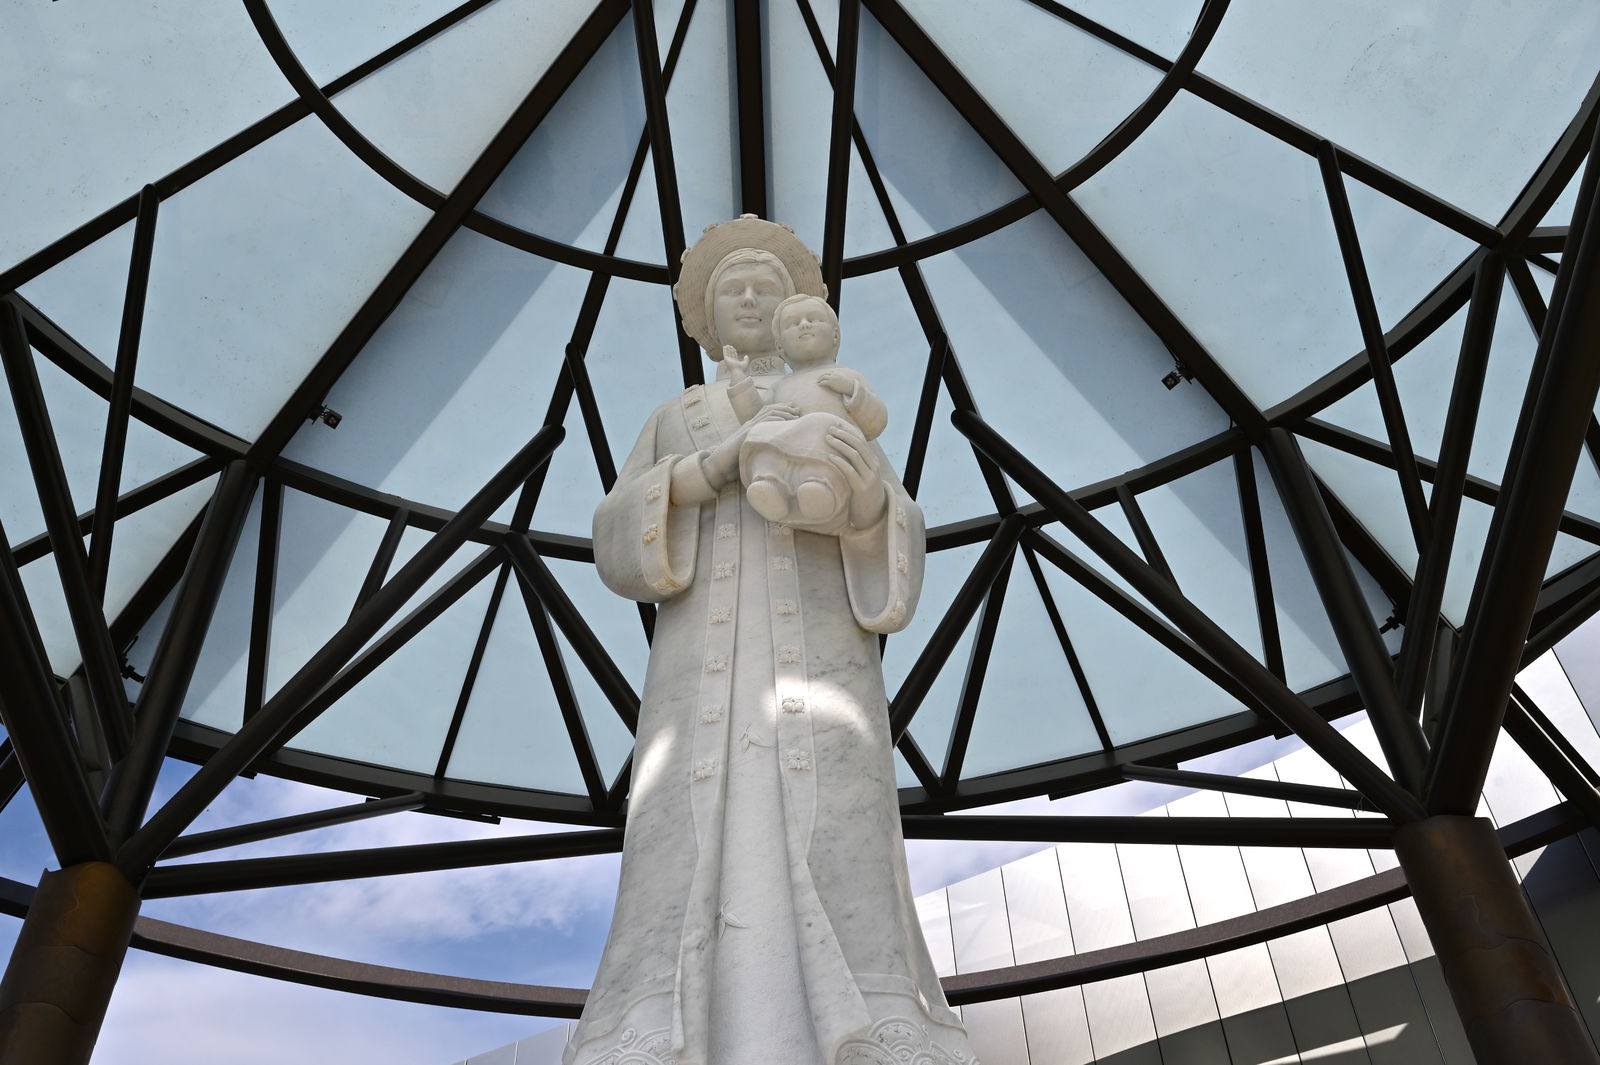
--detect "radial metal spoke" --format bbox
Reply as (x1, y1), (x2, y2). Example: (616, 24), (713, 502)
(163, 792), (427, 859)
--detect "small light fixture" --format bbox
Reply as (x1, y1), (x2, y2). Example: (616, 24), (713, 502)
(309, 404), (342, 429)
(1161, 361), (1192, 390)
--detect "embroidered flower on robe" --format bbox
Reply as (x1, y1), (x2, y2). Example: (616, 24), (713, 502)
(699, 705), (724, 724)
(705, 656), (729, 673)
(781, 697), (805, 714)
(786, 749), (812, 771)
(642, 524), (659, 544)
(772, 556), (793, 572)
(714, 562), (735, 579)
(775, 599), (798, 615)
(691, 415), (711, 430)
(717, 523), (737, 539)
(709, 607), (731, 624)
(778, 646), (801, 664)
(896, 552), (908, 575)
(644, 485), (662, 502)
(692, 759), (718, 781)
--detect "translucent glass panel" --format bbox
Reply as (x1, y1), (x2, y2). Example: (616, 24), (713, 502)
(17, 222), (136, 366)
(964, 557), (1102, 776)
(832, 268), (929, 474)
(478, 14), (645, 249)
(1076, 89), (1362, 410)
(177, 489), (263, 732)
(136, 116), (431, 438)
(882, 542), (984, 760)
(855, 9), (1027, 240)
(0, 1), (292, 273)
(663, 0), (737, 233)
(1199, 0), (1600, 221)
(266, 0), (474, 83)
(899, 0), (1163, 174)
(1065, 0), (1204, 61)
(766, 0), (836, 247)
(331, 0), (601, 192)
(918, 210), (1231, 502)
(281, 228), (590, 515)
(289, 561), (498, 773)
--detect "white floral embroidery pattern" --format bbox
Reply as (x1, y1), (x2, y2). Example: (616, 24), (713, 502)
(778, 646), (801, 664)
(699, 705), (724, 724)
(717, 523), (737, 539)
(836, 1017), (975, 1065)
(691, 415), (711, 430)
(772, 556), (793, 572)
(684, 390), (702, 406)
(644, 484), (662, 503)
(887, 600), (907, 626)
(714, 562), (735, 579)
(770, 522), (792, 535)
(692, 759), (718, 781)
(590, 1026), (679, 1065)
(775, 599), (798, 615)
(709, 607), (731, 624)
(895, 506), (907, 530)
(786, 749), (812, 771)
(642, 523), (659, 544)
(705, 656), (728, 673)
(897, 551), (909, 575)
(781, 696), (806, 714)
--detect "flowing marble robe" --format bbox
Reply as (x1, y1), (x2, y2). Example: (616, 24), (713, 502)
(570, 372), (976, 1065)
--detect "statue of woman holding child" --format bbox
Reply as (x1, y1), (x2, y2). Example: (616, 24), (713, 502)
(571, 216), (977, 1065)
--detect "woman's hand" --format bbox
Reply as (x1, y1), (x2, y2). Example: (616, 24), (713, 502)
(701, 403), (799, 491)
(824, 426), (888, 529)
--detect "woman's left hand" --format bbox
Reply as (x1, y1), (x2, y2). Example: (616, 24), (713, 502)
(825, 426), (888, 529)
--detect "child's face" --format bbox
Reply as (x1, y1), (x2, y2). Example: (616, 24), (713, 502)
(778, 300), (839, 369)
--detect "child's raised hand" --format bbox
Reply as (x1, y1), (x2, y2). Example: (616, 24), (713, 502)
(722, 345), (749, 373)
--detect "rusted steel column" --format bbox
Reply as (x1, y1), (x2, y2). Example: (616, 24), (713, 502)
(0, 862), (139, 1065)
(1395, 816), (1599, 1064)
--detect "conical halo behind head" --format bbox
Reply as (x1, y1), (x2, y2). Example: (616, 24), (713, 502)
(674, 214), (827, 357)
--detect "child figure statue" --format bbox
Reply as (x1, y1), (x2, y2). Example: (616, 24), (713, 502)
(723, 293), (888, 532)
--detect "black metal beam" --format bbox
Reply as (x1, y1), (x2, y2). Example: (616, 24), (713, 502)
(954, 409), (1426, 822)
(246, 1), (628, 468)
(163, 792), (427, 859)
(1507, 256), (1549, 336)
(243, 480), (281, 724)
(1295, 417), (1600, 549)
(1317, 141), (1431, 551)
(1260, 429), (1428, 791)
(503, 534), (640, 735)
(9, 457), (222, 568)
(142, 826), (624, 897)
(732, 0), (767, 218)
(1427, 124), (1600, 815)
(0, 743), (22, 816)
(1503, 690), (1600, 830)
(352, 507), (410, 617)
(511, 555), (609, 807)
(88, 183), (160, 603)
(1233, 448), (1286, 679)
(1394, 255), (1503, 717)
(1120, 763), (1367, 811)
(1115, 485), (1176, 586)
(941, 552), (1012, 786)
(629, 0), (700, 387)
(1022, 543), (1113, 750)
(119, 427), (563, 875)
(901, 812), (1393, 849)
(0, 518), (110, 865)
(104, 462), (258, 844)
(890, 515), (1023, 743)
(0, 301), (132, 761)
(435, 565), (511, 780)
(820, 0), (861, 304)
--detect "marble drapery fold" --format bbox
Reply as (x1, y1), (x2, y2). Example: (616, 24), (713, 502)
(570, 372), (973, 1065)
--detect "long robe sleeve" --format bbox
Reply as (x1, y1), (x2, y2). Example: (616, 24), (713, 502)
(840, 444), (925, 633)
(593, 405), (702, 603)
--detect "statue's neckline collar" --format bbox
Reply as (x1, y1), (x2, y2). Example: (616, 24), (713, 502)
(716, 354), (786, 378)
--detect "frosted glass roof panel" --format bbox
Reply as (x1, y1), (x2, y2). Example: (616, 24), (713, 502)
(768, 0), (837, 247)
(281, 229), (588, 512)
(177, 491), (263, 733)
(18, 222), (136, 370)
(477, 15), (645, 247)
(663, 1), (738, 234)
(329, 0), (600, 193)
(1058, 0), (1204, 61)
(1198, 0), (1600, 221)
(1077, 89), (1362, 410)
(136, 117), (431, 438)
(265, 0), (472, 84)
(446, 589), (589, 793)
(899, 0), (1164, 175)
(918, 211), (1230, 497)
(0, 0), (292, 273)
(855, 8), (1028, 241)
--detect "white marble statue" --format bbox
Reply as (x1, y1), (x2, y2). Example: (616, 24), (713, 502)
(572, 216), (977, 1065)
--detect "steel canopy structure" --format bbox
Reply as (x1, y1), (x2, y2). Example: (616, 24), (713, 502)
(3, 1), (1600, 1062)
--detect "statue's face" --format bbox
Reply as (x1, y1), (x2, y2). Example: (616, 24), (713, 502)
(712, 261), (787, 354)
(776, 299), (838, 369)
